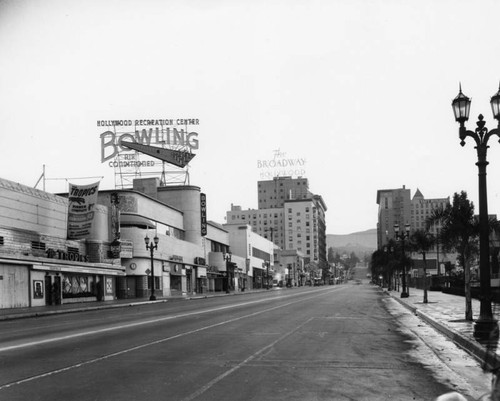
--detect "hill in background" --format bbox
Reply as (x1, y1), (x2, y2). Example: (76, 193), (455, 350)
(326, 228), (377, 259)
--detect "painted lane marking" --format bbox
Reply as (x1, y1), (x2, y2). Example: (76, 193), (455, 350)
(0, 288), (344, 391)
(0, 287), (343, 353)
(180, 317), (315, 401)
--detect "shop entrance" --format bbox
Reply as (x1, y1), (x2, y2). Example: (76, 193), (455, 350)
(0, 264), (29, 308)
(126, 277), (137, 298)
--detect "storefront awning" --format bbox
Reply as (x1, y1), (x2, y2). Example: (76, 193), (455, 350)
(32, 263), (126, 276)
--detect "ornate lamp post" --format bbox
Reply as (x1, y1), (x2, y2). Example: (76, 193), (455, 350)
(452, 84), (500, 341)
(394, 223), (410, 298)
(145, 234), (159, 301)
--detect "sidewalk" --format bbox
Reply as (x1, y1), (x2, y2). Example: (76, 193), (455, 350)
(383, 286), (500, 365)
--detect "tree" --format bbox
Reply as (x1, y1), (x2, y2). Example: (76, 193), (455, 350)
(410, 229), (435, 304)
(370, 248), (386, 285)
(370, 239), (399, 288)
(426, 191), (478, 321)
(349, 252), (360, 267)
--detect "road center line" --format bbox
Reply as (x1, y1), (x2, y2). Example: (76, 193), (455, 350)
(0, 288), (344, 391)
(180, 317), (315, 401)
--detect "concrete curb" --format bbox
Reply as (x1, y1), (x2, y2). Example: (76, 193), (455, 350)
(0, 288), (275, 321)
(385, 289), (496, 367)
(0, 299), (170, 321)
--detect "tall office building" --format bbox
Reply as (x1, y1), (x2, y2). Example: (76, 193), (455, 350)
(377, 186), (450, 250)
(376, 186), (411, 248)
(258, 176), (312, 209)
(227, 177), (327, 266)
(411, 189), (449, 252)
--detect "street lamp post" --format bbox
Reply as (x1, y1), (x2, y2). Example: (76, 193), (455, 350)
(145, 234), (159, 301)
(394, 223), (410, 298)
(262, 261), (271, 289)
(452, 84), (500, 342)
(224, 253), (231, 294)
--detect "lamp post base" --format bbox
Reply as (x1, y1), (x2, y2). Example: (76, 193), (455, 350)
(400, 291), (409, 298)
(473, 317), (499, 346)
(149, 294), (156, 301)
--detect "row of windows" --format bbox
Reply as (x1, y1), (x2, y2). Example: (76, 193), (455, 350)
(287, 208), (310, 213)
(230, 213), (283, 220)
(258, 181), (306, 188)
(252, 247), (271, 261)
(231, 214), (313, 225)
(414, 201), (448, 209)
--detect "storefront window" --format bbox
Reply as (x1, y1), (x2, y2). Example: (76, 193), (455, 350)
(62, 274), (96, 298)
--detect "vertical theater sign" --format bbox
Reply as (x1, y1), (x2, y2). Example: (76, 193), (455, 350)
(99, 118), (199, 188)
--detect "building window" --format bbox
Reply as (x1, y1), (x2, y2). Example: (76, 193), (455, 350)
(31, 241), (46, 251)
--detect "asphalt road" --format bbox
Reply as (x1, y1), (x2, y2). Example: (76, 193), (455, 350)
(0, 280), (458, 401)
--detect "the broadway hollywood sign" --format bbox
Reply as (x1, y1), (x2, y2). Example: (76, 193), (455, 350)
(257, 149), (306, 179)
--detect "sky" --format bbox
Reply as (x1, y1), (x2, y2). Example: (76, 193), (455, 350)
(2, 0), (500, 235)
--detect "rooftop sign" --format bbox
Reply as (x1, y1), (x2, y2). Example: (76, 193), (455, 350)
(257, 149), (306, 179)
(99, 119), (199, 164)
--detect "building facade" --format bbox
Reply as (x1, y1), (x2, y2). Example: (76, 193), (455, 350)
(226, 177), (328, 273)
(223, 223), (274, 289)
(99, 177), (252, 298)
(411, 188), (449, 234)
(376, 185), (452, 276)
(410, 188), (451, 275)
(257, 176), (311, 209)
(274, 249), (306, 286)
(0, 175), (253, 309)
(376, 186), (412, 248)
(0, 177), (124, 309)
